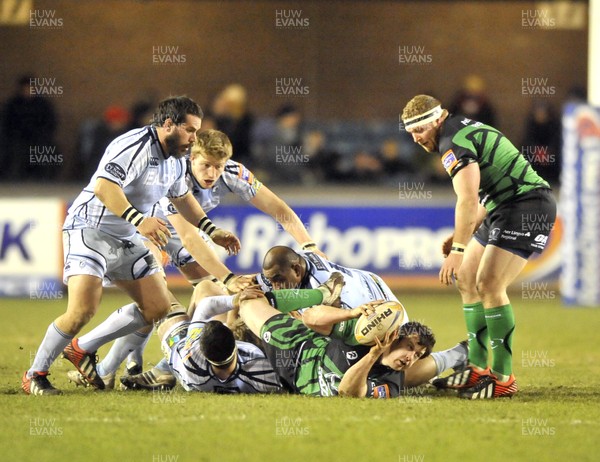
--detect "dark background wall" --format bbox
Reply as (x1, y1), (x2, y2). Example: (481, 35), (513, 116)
(0, 0), (588, 177)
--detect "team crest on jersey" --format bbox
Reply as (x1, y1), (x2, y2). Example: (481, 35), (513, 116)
(149, 157), (159, 167)
(263, 331), (272, 343)
(346, 350), (358, 361)
(105, 162), (126, 181)
(441, 150), (458, 174)
(167, 203), (177, 214)
(489, 227), (501, 240)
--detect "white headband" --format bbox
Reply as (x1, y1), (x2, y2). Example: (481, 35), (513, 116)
(402, 105), (443, 130)
(206, 345), (238, 367)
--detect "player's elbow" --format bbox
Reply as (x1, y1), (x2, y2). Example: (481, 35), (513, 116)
(302, 308), (332, 336)
(337, 384), (367, 398)
(94, 178), (110, 202)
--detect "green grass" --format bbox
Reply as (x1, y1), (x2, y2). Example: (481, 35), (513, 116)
(1, 290), (599, 462)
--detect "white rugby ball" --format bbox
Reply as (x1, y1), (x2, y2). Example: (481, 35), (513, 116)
(354, 301), (406, 346)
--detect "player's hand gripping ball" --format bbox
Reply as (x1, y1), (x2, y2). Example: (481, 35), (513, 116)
(354, 301), (406, 346)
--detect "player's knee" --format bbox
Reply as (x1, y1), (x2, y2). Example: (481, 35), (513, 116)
(193, 279), (222, 298)
(475, 276), (503, 296)
(456, 271), (477, 296)
(138, 302), (169, 323)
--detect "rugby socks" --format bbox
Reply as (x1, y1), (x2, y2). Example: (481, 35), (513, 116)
(192, 295), (236, 321)
(28, 323), (73, 377)
(265, 289), (323, 313)
(431, 341), (469, 375)
(97, 330), (152, 377)
(78, 303), (149, 353)
(124, 331), (152, 370)
(485, 304), (515, 382)
(463, 302), (489, 370)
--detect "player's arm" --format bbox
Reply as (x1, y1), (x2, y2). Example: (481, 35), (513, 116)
(338, 329), (398, 398)
(249, 185), (326, 256)
(169, 192), (241, 255)
(168, 212), (231, 281)
(94, 177), (170, 248)
(452, 162), (481, 245)
(442, 203), (487, 256)
(302, 305), (359, 336)
(439, 162), (480, 285)
(167, 213), (250, 292)
(303, 301), (380, 337)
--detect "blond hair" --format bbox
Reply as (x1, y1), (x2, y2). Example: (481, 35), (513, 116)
(402, 95), (442, 121)
(191, 129), (233, 160)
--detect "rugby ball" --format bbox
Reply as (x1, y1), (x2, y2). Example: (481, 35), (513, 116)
(354, 301), (406, 346)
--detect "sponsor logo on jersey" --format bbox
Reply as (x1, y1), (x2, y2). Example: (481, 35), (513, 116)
(373, 384), (389, 398)
(149, 157), (159, 167)
(441, 150), (458, 174)
(239, 166), (254, 184)
(306, 253), (327, 271)
(105, 162), (126, 181)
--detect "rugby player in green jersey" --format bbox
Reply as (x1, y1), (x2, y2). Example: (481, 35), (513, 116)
(237, 292), (437, 398)
(402, 95), (556, 399)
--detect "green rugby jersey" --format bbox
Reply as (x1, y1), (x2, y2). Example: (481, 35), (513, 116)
(297, 317), (402, 397)
(438, 115), (550, 212)
(263, 315), (402, 398)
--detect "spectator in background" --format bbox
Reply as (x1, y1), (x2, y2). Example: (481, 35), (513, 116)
(2, 75), (57, 181)
(76, 105), (131, 180)
(521, 100), (561, 187)
(253, 104), (306, 185)
(302, 130), (347, 184)
(449, 74), (497, 126)
(213, 84), (254, 165)
(373, 138), (416, 184)
(350, 149), (384, 183)
(127, 100), (154, 132)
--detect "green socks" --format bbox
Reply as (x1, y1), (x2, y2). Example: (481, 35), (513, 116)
(485, 304), (515, 380)
(267, 289), (324, 313)
(463, 302), (489, 370)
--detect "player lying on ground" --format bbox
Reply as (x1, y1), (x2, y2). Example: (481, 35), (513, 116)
(67, 131), (325, 390)
(402, 94), (557, 399)
(209, 288), (437, 397)
(124, 272), (467, 396)
(23, 96), (241, 396)
(121, 287), (283, 393)
(121, 245), (466, 391)
(115, 244), (405, 389)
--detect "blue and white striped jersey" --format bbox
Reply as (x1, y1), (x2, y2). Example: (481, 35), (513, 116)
(152, 159), (262, 235)
(170, 320), (282, 394)
(257, 251), (401, 312)
(64, 126), (188, 239)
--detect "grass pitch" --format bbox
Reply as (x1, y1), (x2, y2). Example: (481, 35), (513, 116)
(1, 289), (599, 462)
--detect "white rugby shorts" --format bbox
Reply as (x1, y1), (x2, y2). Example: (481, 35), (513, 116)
(62, 228), (161, 285)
